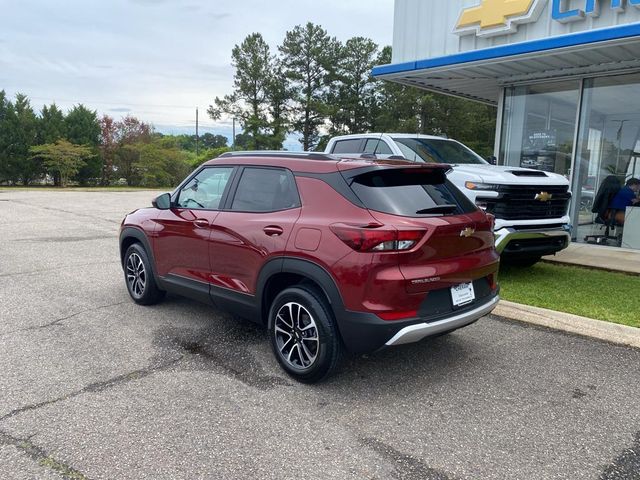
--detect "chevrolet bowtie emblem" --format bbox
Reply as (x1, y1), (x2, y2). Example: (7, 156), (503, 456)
(455, 0), (544, 38)
(535, 191), (553, 202)
(460, 227), (475, 238)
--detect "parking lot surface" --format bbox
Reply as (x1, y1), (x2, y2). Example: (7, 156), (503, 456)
(0, 189), (639, 480)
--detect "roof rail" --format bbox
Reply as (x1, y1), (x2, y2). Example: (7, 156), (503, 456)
(218, 151), (336, 161)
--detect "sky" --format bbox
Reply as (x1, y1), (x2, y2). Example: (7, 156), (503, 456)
(0, 0), (394, 148)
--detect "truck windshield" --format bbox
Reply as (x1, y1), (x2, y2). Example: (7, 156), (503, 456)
(394, 138), (487, 165)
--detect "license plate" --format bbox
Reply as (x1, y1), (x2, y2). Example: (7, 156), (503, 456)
(451, 282), (475, 307)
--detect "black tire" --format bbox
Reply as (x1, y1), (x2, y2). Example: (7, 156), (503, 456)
(123, 243), (165, 305)
(268, 286), (342, 383)
(502, 256), (542, 268)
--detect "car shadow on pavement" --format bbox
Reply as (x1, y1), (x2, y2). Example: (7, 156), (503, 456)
(146, 294), (476, 395)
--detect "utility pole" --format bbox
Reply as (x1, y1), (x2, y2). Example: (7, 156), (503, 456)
(232, 118), (236, 151)
(195, 108), (199, 157)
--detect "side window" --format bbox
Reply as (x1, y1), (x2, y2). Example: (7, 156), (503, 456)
(364, 139), (393, 155)
(177, 167), (234, 210)
(231, 167), (300, 212)
(331, 139), (363, 154)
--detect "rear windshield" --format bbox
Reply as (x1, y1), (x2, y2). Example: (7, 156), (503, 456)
(348, 168), (477, 217)
(394, 138), (487, 165)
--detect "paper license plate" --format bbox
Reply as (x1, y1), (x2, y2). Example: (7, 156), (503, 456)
(451, 282), (475, 307)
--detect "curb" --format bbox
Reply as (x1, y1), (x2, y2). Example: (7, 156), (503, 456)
(492, 300), (640, 349)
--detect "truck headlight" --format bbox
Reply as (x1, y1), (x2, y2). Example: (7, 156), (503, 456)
(465, 181), (498, 191)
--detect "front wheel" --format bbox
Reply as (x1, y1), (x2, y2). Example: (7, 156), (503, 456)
(269, 286), (342, 383)
(124, 243), (165, 305)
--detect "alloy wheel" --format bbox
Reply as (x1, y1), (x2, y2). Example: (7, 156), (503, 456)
(274, 302), (319, 369)
(126, 252), (146, 298)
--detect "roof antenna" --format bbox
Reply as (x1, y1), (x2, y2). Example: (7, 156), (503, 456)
(371, 132), (384, 159)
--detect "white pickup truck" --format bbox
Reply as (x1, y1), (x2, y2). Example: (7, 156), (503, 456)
(325, 133), (572, 266)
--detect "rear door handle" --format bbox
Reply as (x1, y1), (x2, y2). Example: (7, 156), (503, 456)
(263, 225), (284, 237)
(193, 219), (210, 228)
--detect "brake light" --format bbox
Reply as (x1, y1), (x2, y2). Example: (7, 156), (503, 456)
(330, 224), (426, 252)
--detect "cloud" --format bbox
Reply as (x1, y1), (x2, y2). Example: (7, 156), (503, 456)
(210, 12), (231, 20)
(109, 107), (131, 112)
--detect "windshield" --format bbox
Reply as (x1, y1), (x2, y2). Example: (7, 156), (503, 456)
(394, 138), (487, 165)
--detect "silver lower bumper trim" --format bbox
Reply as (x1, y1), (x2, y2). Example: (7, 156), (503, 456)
(385, 295), (500, 347)
(494, 226), (571, 254)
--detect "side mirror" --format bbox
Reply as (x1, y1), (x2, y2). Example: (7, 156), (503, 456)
(486, 156), (497, 165)
(152, 193), (172, 210)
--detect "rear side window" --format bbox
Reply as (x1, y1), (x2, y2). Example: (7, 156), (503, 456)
(348, 169), (477, 217)
(364, 139), (393, 155)
(231, 167), (300, 212)
(332, 139), (363, 154)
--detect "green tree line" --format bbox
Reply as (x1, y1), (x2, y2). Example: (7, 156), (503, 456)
(0, 91), (229, 187)
(210, 23), (497, 155)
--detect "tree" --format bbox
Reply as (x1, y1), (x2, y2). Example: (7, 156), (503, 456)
(65, 105), (101, 185)
(200, 133), (228, 149)
(3, 94), (40, 185)
(114, 116), (153, 186)
(329, 37), (379, 135)
(30, 140), (93, 187)
(38, 103), (67, 144)
(99, 115), (119, 185)
(208, 33), (281, 150)
(130, 136), (192, 187)
(280, 23), (338, 151)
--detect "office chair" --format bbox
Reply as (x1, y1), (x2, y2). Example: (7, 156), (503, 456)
(584, 175), (623, 246)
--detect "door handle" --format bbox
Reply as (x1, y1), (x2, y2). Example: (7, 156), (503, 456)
(263, 225), (284, 237)
(193, 219), (210, 228)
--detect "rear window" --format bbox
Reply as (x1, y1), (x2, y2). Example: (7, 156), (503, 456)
(348, 168), (477, 217)
(394, 138), (487, 165)
(332, 139), (363, 154)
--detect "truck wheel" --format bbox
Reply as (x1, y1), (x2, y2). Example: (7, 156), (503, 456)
(124, 243), (165, 305)
(269, 286), (342, 383)
(503, 256), (541, 268)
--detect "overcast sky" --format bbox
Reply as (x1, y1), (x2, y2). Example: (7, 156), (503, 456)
(0, 0), (393, 143)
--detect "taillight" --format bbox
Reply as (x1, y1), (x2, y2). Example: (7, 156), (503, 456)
(330, 224), (426, 252)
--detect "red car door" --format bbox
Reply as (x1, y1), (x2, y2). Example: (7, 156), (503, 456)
(209, 167), (301, 297)
(153, 166), (235, 287)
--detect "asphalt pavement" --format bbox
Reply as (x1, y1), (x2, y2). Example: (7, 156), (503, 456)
(0, 189), (639, 480)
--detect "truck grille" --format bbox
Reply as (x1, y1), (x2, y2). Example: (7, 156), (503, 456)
(481, 185), (571, 221)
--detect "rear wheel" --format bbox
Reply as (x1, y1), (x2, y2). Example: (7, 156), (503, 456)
(124, 243), (165, 305)
(269, 286), (342, 383)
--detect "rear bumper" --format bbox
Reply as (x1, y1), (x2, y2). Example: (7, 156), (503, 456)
(494, 225), (571, 258)
(385, 295), (499, 346)
(336, 290), (499, 354)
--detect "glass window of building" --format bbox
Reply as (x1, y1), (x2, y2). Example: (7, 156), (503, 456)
(500, 81), (580, 177)
(572, 73), (640, 249)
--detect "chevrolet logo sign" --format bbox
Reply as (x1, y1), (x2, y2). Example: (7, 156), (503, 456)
(460, 227), (476, 238)
(535, 191), (553, 202)
(455, 0), (545, 38)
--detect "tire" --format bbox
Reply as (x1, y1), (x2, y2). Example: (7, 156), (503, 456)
(502, 256), (542, 268)
(123, 243), (165, 305)
(268, 286), (342, 383)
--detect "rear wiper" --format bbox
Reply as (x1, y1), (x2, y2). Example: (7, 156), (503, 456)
(416, 205), (457, 214)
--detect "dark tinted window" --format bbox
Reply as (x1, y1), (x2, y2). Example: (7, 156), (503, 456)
(332, 139), (363, 154)
(394, 138), (487, 165)
(231, 167), (300, 212)
(177, 167), (234, 210)
(364, 139), (393, 155)
(349, 168), (477, 217)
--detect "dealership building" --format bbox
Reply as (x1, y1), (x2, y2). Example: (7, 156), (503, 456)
(373, 0), (640, 250)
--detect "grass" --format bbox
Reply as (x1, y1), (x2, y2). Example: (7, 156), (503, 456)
(499, 262), (640, 328)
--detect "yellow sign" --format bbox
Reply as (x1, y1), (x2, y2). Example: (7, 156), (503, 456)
(455, 0), (544, 37)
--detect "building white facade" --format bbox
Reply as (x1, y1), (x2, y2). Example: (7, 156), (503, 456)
(374, 0), (640, 249)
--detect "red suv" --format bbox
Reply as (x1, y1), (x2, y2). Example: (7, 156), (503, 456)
(120, 152), (500, 382)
